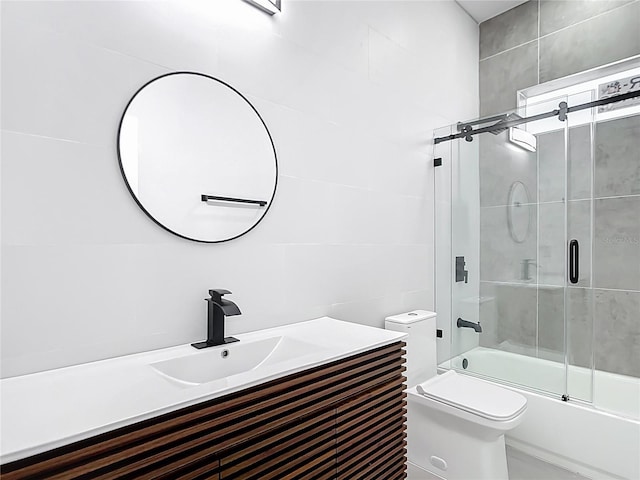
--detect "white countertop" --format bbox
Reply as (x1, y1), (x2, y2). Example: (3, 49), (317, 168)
(0, 317), (406, 464)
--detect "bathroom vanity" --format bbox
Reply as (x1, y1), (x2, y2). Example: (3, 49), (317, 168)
(0, 319), (407, 479)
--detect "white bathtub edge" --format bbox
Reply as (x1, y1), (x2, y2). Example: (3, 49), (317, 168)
(506, 437), (625, 480)
(505, 387), (639, 480)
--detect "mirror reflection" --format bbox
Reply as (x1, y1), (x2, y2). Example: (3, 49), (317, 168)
(507, 181), (531, 243)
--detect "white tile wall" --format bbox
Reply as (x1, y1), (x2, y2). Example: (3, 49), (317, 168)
(0, 0), (478, 377)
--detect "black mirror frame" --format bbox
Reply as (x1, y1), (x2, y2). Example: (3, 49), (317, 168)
(116, 71), (278, 243)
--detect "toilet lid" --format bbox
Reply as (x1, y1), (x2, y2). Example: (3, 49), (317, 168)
(416, 371), (527, 421)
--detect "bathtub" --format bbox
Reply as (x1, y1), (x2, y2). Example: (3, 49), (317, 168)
(444, 347), (640, 480)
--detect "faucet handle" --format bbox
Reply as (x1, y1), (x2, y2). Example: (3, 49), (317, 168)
(208, 289), (232, 303)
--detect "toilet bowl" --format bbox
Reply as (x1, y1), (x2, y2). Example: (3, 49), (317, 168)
(385, 311), (527, 480)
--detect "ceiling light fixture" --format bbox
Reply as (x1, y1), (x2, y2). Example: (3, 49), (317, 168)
(243, 0), (281, 15)
(508, 127), (537, 152)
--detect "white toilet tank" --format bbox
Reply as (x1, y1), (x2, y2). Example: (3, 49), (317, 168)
(385, 310), (437, 387)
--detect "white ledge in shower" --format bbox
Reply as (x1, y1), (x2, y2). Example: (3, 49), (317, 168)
(0, 318), (406, 464)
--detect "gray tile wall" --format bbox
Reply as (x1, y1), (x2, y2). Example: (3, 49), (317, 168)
(480, 0), (640, 114)
(595, 116), (640, 197)
(539, 3), (640, 83)
(479, 1), (640, 380)
(594, 289), (640, 377)
(479, 282), (538, 353)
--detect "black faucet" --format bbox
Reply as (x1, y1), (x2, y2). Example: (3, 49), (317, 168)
(192, 289), (241, 349)
(457, 317), (482, 333)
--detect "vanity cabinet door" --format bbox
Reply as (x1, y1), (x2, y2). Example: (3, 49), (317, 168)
(218, 407), (336, 479)
(335, 377), (407, 480)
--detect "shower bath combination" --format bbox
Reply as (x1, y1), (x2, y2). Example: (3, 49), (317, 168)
(433, 64), (640, 480)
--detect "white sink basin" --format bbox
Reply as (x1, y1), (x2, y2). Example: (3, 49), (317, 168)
(150, 336), (323, 385)
(0, 317), (407, 464)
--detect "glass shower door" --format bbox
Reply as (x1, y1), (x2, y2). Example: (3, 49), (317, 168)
(564, 91), (596, 405)
(441, 96), (571, 398)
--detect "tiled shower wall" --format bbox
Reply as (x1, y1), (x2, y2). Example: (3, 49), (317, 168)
(479, 0), (640, 116)
(478, 0), (640, 377)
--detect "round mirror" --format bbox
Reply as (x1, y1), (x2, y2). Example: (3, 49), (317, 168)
(118, 72), (277, 243)
(507, 181), (531, 243)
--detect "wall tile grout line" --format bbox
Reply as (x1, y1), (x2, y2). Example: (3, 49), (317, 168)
(480, 279), (640, 294)
(0, 129), (101, 147)
(537, 0), (541, 85)
(479, 38), (538, 62)
(592, 193), (640, 201)
(479, 194), (640, 209)
(536, 0), (541, 360)
(537, 0), (640, 41)
(480, 0), (640, 62)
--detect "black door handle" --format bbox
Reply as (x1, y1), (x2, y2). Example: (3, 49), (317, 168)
(569, 239), (579, 284)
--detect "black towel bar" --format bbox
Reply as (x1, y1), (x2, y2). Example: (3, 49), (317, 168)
(201, 194), (267, 207)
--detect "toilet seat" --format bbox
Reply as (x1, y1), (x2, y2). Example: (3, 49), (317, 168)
(415, 370), (527, 422)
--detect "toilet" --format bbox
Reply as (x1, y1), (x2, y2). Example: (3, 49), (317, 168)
(385, 310), (527, 480)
